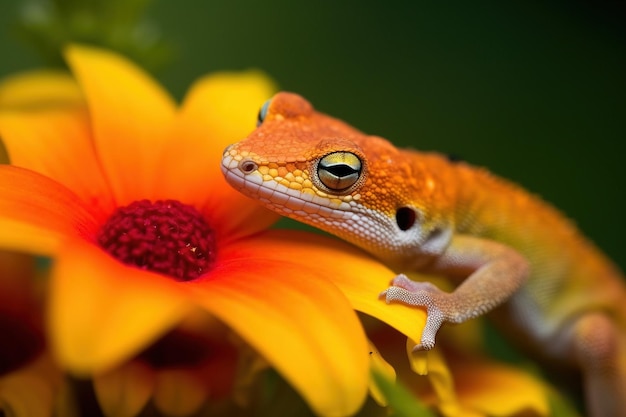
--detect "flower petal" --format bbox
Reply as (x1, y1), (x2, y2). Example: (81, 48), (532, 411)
(368, 319), (462, 417)
(153, 370), (207, 417)
(93, 361), (155, 417)
(0, 166), (101, 254)
(453, 357), (550, 417)
(188, 249), (370, 416)
(0, 70), (83, 110)
(234, 230), (427, 342)
(0, 220), (62, 257)
(48, 240), (192, 374)
(0, 354), (62, 417)
(370, 370), (438, 417)
(64, 45), (177, 204)
(0, 108), (115, 219)
(368, 341), (396, 406)
(421, 347), (461, 417)
(157, 71), (279, 241)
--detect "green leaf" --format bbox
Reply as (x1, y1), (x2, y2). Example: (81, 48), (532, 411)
(371, 370), (436, 417)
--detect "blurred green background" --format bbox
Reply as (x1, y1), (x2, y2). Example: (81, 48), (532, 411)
(1, 0), (624, 271)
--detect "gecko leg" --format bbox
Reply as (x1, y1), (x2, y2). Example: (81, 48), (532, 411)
(380, 275), (448, 350)
(380, 235), (529, 352)
(560, 312), (626, 417)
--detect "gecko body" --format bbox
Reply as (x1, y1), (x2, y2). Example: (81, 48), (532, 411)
(221, 92), (626, 417)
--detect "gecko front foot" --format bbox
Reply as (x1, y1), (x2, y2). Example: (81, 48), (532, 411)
(379, 274), (452, 351)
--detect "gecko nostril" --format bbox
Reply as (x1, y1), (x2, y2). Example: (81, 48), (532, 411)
(239, 160), (258, 174)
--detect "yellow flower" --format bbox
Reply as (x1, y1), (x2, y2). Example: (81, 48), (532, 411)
(0, 45), (428, 416)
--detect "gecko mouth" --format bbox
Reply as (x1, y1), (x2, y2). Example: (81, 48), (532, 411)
(221, 153), (424, 261)
(221, 153), (352, 219)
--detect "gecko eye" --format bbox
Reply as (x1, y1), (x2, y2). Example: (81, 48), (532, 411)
(256, 99), (272, 127)
(317, 152), (362, 191)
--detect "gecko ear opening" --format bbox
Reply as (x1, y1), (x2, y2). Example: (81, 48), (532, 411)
(395, 207), (416, 231)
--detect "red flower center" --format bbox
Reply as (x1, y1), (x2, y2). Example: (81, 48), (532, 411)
(97, 200), (216, 281)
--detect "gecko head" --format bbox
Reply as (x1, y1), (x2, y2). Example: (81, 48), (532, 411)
(221, 92), (453, 268)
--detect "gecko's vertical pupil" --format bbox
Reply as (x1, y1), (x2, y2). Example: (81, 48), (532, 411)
(395, 207), (416, 231)
(317, 152), (363, 191)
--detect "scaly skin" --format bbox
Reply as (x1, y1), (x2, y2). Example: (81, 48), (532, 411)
(221, 92), (626, 417)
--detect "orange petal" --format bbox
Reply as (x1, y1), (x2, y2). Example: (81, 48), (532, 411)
(0, 108), (115, 219)
(48, 239), (192, 374)
(0, 219), (61, 257)
(368, 340), (396, 406)
(187, 253), (369, 416)
(93, 361), (155, 417)
(406, 338), (429, 376)
(453, 358), (550, 417)
(230, 230), (427, 342)
(156, 71), (279, 241)
(0, 70), (83, 110)
(64, 45), (177, 205)
(0, 354), (62, 417)
(0, 166), (100, 254)
(153, 370), (207, 417)
(368, 322), (463, 417)
(421, 347), (461, 417)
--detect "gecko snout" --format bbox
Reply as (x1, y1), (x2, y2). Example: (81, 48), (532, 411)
(222, 144), (234, 155)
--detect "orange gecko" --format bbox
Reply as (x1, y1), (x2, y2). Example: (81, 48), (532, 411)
(221, 92), (626, 417)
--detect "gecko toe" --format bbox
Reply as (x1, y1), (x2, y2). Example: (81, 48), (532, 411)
(412, 340), (435, 351)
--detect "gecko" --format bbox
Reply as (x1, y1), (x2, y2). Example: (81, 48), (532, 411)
(220, 92), (626, 417)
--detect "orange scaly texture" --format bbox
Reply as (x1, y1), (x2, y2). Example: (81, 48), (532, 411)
(222, 92), (626, 417)
(238, 95), (454, 222)
(226, 93), (625, 332)
(451, 162), (626, 332)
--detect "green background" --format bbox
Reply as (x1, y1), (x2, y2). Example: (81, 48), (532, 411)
(1, 0), (624, 271)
